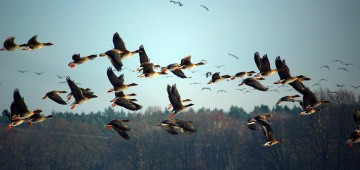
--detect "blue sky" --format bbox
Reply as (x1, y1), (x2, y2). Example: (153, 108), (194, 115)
(1, 0), (360, 114)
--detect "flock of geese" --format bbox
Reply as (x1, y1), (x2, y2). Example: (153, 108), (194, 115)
(1, 32), (359, 147)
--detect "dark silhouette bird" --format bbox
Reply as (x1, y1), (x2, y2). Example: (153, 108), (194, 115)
(100, 50), (123, 71)
(0, 36), (26, 51)
(299, 86), (329, 115)
(22, 35), (53, 50)
(110, 32), (141, 60)
(167, 99), (191, 111)
(351, 85), (360, 89)
(276, 95), (301, 104)
(214, 64), (225, 68)
(34, 72), (44, 76)
(55, 73), (67, 79)
(231, 71), (256, 80)
(107, 67), (137, 92)
(167, 84), (194, 118)
(66, 87), (95, 102)
(217, 90), (227, 93)
(338, 67), (349, 72)
(68, 54), (97, 68)
(190, 82), (201, 85)
(336, 84), (346, 88)
(13, 89), (42, 120)
(254, 52), (278, 77)
(169, 0), (176, 5)
(205, 72), (212, 78)
(17, 70), (28, 74)
(136, 45), (161, 72)
(331, 59), (343, 63)
(238, 77), (268, 91)
(320, 65), (330, 70)
(228, 53), (238, 59)
(207, 72), (231, 84)
(201, 87), (211, 91)
(66, 77), (97, 110)
(200, 5), (209, 11)
(42, 90), (68, 105)
(105, 119), (131, 140)
(112, 98), (142, 111)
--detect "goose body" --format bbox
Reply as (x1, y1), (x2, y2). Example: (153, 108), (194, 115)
(167, 84), (194, 117)
(22, 35), (53, 50)
(42, 90), (67, 105)
(66, 77), (97, 110)
(68, 54), (97, 68)
(106, 119), (131, 140)
(0, 36), (26, 51)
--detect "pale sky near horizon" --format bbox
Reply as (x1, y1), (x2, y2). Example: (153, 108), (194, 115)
(1, 0), (360, 115)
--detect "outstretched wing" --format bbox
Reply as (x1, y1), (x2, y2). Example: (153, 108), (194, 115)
(13, 89), (29, 113)
(113, 32), (127, 51)
(107, 67), (123, 87)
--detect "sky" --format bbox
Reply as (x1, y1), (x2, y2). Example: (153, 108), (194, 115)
(1, 0), (360, 115)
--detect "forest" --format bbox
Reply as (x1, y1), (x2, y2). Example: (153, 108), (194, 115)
(1, 88), (359, 170)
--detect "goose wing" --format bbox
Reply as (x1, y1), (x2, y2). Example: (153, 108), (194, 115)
(211, 72), (220, 82)
(13, 89), (30, 113)
(4, 36), (16, 49)
(175, 119), (197, 133)
(302, 86), (317, 108)
(180, 55), (192, 66)
(112, 125), (131, 140)
(246, 78), (268, 91)
(261, 54), (271, 72)
(114, 98), (142, 111)
(66, 77), (84, 100)
(161, 124), (178, 135)
(138, 45), (150, 64)
(113, 32), (127, 51)
(171, 69), (188, 78)
(48, 92), (67, 105)
(105, 50), (123, 71)
(107, 67), (123, 87)
(167, 84), (182, 109)
(27, 35), (39, 46)
(254, 52), (262, 72)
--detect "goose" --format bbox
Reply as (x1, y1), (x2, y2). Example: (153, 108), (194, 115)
(180, 55), (205, 70)
(22, 35), (53, 50)
(162, 63), (190, 78)
(105, 119), (131, 140)
(136, 45), (160, 72)
(107, 67), (137, 92)
(100, 50), (123, 71)
(0, 36), (26, 51)
(276, 95), (301, 105)
(100, 32), (141, 60)
(3, 102), (27, 129)
(138, 63), (168, 78)
(207, 72), (231, 84)
(42, 90), (67, 105)
(261, 125), (285, 147)
(275, 56), (306, 93)
(231, 71), (256, 80)
(27, 113), (53, 126)
(12, 89), (42, 120)
(66, 77), (97, 110)
(254, 52), (278, 77)
(238, 77), (268, 91)
(110, 91), (136, 102)
(68, 54), (97, 68)
(167, 84), (194, 117)
(274, 75), (311, 85)
(112, 98), (142, 111)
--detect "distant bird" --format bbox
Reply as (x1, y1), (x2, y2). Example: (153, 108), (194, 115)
(231, 71), (256, 80)
(162, 75), (174, 79)
(107, 67), (137, 92)
(351, 85), (360, 89)
(331, 59), (343, 63)
(338, 67), (349, 72)
(12, 89), (42, 120)
(254, 52), (278, 77)
(214, 65), (225, 69)
(42, 90), (67, 105)
(276, 95), (301, 105)
(236, 88), (246, 91)
(55, 73), (67, 79)
(34, 72), (44, 76)
(17, 70), (28, 74)
(3, 102), (27, 129)
(177, 1), (184, 6)
(105, 119), (131, 140)
(243, 90), (253, 94)
(167, 84), (194, 118)
(180, 55), (206, 70)
(27, 113), (53, 126)
(239, 77), (268, 91)
(269, 89), (280, 93)
(207, 72), (231, 84)
(200, 5), (209, 11)
(169, 0), (176, 5)
(112, 98), (142, 111)
(201, 87), (211, 91)
(318, 79), (327, 83)
(320, 65), (330, 70)
(343, 63), (353, 66)
(217, 90), (226, 93)
(0, 36), (26, 51)
(68, 54), (97, 68)
(66, 77), (97, 110)
(22, 35), (53, 50)
(273, 75), (311, 85)
(228, 53), (238, 59)
(312, 83), (321, 87)
(298, 86), (329, 115)
(190, 82), (201, 85)
(190, 70), (198, 73)
(336, 84), (346, 88)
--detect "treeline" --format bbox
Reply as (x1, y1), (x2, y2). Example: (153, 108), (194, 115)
(0, 88), (359, 169)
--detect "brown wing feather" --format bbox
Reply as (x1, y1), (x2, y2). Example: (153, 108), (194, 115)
(13, 89), (29, 113)
(113, 32), (127, 51)
(107, 67), (123, 87)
